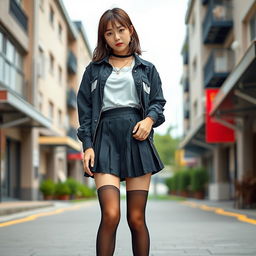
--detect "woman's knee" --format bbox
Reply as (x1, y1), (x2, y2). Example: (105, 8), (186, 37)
(127, 212), (144, 230)
(103, 208), (121, 227)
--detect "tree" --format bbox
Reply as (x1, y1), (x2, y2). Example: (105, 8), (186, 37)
(153, 125), (180, 166)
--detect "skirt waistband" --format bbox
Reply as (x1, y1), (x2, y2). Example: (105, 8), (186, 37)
(101, 107), (141, 118)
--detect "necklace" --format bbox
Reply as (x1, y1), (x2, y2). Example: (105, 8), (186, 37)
(111, 52), (134, 58)
(110, 57), (133, 75)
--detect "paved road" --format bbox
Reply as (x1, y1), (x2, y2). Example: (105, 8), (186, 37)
(0, 198), (256, 256)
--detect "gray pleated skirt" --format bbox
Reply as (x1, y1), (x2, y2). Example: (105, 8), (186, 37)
(84, 106), (164, 182)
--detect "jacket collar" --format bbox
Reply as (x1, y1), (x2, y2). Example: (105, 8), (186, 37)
(92, 53), (150, 67)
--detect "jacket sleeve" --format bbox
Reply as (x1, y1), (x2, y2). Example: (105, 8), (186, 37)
(76, 67), (93, 152)
(146, 65), (166, 128)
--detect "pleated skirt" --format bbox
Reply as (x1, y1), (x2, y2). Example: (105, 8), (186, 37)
(84, 106), (164, 182)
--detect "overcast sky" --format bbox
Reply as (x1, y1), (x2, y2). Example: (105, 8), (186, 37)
(63, 0), (189, 138)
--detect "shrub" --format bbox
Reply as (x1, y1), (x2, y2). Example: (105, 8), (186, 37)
(77, 184), (95, 198)
(178, 169), (191, 191)
(40, 179), (55, 196)
(190, 167), (208, 192)
(65, 177), (79, 196)
(165, 177), (173, 191)
(55, 182), (71, 196)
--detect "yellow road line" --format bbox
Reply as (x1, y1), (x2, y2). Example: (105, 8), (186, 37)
(0, 202), (94, 228)
(180, 201), (256, 225)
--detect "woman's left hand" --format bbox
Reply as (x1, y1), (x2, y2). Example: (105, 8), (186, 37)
(132, 117), (154, 141)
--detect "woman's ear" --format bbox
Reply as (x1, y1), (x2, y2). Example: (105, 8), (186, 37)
(129, 25), (134, 36)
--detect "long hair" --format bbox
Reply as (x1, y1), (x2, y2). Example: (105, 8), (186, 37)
(92, 8), (142, 62)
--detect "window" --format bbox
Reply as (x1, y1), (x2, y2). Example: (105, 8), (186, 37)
(58, 65), (62, 84)
(58, 23), (62, 40)
(193, 100), (198, 117)
(192, 57), (197, 76)
(49, 53), (54, 75)
(38, 92), (43, 112)
(249, 13), (256, 41)
(49, 6), (54, 27)
(15, 0), (23, 6)
(58, 109), (62, 126)
(49, 101), (54, 119)
(38, 47), (45, 78)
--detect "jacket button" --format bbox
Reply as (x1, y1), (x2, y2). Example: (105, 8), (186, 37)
(94, 119), (97, 122)
(133, 70), (137, 73)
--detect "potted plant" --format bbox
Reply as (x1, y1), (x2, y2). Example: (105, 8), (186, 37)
(39, 179), (55, 200)
(65, 177), (80, 199)
(178, 169), (190, 197)
(190, 167), (208, 199)
(55, 182), (71, 200)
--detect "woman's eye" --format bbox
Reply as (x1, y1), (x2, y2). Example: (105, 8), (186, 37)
(106, 32), (112, 36)
(119, 28), (125, 32)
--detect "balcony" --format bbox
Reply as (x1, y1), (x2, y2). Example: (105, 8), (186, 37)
(203, 0), (233, 44)
(67, 50), (77, 74)
(184, 100), (190, 119)
(9, 0), (28, 32)
(204, 48), (234, 88)
(67, 87), (77, 109)
(183, 77), (189, 92)
(182, 33), (189, 65)
(67, 126), (78, 140)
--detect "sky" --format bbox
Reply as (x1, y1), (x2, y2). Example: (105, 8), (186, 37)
(63, 0), (189, 138)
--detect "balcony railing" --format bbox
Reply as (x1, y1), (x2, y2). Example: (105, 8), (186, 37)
(67, 50), (77, 74)
(9, 0), (28, 32)
(67, 87), (77, 109)
(204, 48), (234, 88)
(203, 0), (233, 44)
(0, 54), (27, 100)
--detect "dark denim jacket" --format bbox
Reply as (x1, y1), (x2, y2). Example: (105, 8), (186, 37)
(76, 53), (166, 152)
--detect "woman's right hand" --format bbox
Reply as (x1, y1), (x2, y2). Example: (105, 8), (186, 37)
(83, 148), (95, 176)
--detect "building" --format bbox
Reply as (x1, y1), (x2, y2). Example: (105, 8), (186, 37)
(0, 0), (92, 201)
(180, 0), (256, 201)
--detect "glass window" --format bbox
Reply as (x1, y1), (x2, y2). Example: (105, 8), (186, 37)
(0, 55), (4, 83)
(49, 53), (54, 75)
(250, 13), (256, 41)
(58, 65), (62, 83)
(6, 40), (15, 63)
(0, 31), (3, 54)
(4, 62), (11, 86)
(49, 101), (54, 119)
(58, 23), (62, 40)
(49, 6), (54, 27)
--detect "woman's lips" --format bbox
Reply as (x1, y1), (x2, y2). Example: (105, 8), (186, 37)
(115, 43), (123, 46)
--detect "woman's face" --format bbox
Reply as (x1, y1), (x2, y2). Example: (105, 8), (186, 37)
(104, 21), (133, 55)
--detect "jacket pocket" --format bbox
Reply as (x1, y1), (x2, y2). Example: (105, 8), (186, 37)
(142, 81), (150, 94)
(91, 79), (98, 93)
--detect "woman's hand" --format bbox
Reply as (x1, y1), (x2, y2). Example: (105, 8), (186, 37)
(132, 117), (154, 141)
(83, 148), (95, 176)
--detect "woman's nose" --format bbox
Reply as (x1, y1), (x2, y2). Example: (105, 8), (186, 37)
(114, 32), (120, 40)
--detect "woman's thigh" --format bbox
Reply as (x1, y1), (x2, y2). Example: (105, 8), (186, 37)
(125, 173), (152, 191)
(94, 173), (121, 190)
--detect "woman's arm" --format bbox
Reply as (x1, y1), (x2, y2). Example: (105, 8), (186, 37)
(146, 65), (166, 128)
(76, 67), (93, 152)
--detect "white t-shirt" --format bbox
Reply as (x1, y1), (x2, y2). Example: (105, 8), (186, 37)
(102, 58), (141, 112)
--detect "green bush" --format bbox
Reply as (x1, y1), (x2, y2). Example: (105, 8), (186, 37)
(65, 177), (80, 195)
(77, 184), (95, 198)
(55, 182), (71, 196)
(165, 177), (173, 191)
(190, 167), (208, 192)
(171, 172), (179, 191)
(178, 169), (191, 191)
(40, 179), (55, 196)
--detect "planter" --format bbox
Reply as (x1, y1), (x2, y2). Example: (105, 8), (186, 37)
(58, 194), (70, 200)
(193, 191), (204, 199)
(180, 190), (189, 197)
(43, 195), (54, 200)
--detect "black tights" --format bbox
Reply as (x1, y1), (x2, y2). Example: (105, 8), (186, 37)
(96, 185), (150, 256)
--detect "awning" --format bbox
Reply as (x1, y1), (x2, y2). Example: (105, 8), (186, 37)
(0, 89), (51, 128)
(179, 114), (214, 155)
(39, 136), (81, 152)
(210, 41), (256, 122)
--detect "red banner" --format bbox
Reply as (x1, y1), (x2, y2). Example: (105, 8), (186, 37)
(67, 152), (83, 160)
(205, 89), (235, 143)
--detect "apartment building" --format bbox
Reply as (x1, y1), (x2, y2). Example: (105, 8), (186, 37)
(180, 0), (256, 201)
(0, 0), (92, 201)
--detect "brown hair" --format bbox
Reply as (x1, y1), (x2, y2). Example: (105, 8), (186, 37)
(92, 8), (142, 62)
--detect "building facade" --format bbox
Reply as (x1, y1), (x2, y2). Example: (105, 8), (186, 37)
(0, 0), (92, 201)
(180, 0), (256, 201)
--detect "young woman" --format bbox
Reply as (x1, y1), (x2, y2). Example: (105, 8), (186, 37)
(77, 7), (166, 256)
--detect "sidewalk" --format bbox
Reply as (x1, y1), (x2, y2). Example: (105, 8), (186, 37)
(185, 197), (256, 220)
(0, 201), (54, 216)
